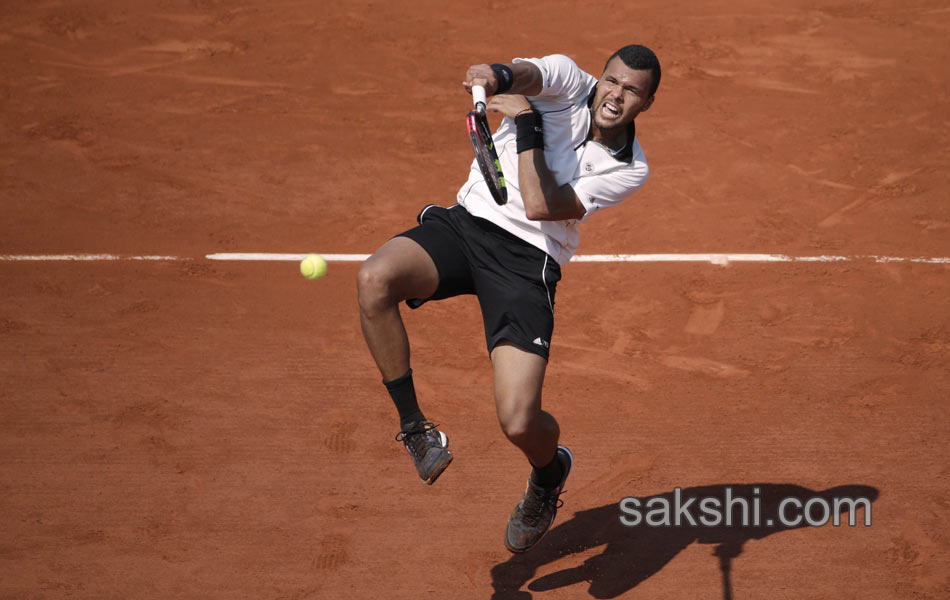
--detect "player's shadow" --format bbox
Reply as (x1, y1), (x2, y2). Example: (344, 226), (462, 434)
(490, 483), (878, 599)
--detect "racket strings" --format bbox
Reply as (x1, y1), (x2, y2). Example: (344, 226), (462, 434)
(467, 111), (507, 205)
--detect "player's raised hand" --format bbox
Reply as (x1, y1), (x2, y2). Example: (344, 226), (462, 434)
(463, 64), (497, 95)
(487, 94), (533, 119)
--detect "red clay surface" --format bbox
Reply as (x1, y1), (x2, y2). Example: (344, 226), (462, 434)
(2, 1), (949, 598)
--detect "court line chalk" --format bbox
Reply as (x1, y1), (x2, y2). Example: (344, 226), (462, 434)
(204, 253), (950, 264)
(2, 253), (948, 264)
(206, 253), (369, 262)
(0, 254), (180, 261)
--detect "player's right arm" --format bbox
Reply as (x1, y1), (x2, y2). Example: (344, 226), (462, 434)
(485, 93), (586, 221)
(462, 62), (542, 97)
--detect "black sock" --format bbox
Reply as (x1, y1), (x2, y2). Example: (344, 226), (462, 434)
(384, 369), (425, 430)
(530, 452), (565, 488)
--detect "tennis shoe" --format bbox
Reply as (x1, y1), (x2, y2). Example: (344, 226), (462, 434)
(395, 421), (453, 485)
(505, 445), (574, 553)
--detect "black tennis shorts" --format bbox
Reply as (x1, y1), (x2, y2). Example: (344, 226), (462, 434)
(397, 204), (561, 360)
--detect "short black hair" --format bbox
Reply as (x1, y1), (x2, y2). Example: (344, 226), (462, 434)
(604, 45), (661, 97)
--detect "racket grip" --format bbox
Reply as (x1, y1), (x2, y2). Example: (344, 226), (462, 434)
(472, 85), (487, 113)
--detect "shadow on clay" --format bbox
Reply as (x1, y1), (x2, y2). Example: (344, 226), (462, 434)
(490, 483), (879, 600)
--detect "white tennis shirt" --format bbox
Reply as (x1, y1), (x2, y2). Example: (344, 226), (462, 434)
(457, 54), (650, 266)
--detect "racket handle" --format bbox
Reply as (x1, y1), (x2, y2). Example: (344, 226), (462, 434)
(472, 85), (487, 114)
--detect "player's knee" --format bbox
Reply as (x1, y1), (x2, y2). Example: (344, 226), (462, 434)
(498, 410), (536, 445)
(356, 259), (397, 311)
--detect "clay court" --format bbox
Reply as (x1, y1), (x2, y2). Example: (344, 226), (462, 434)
(2, 0), (949, 598)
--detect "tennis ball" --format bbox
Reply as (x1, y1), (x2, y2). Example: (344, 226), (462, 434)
(300, 253), (327, 280)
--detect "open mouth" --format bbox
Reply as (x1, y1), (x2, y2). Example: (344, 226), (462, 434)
(600, 101), (620, 119)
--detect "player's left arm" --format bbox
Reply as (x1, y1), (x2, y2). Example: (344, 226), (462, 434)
(518, 148), (585, 221)
(487, 94), (585, 221)
(463, 62), (543, 97)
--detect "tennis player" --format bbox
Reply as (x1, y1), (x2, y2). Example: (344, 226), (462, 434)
(357, 45), (660, 552)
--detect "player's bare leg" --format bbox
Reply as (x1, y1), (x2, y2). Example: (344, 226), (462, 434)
(357, 236), (452, 484)
(491, 341), (559, 466)
(357, 236), (438, 381)
(492, 341), (574, 552)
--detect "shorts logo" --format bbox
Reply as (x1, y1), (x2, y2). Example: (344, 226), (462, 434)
(533, 337), (550, 349)
(584, 162), (594, 173)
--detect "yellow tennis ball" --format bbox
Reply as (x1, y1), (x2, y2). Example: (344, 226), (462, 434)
(300, 253), (327, 280)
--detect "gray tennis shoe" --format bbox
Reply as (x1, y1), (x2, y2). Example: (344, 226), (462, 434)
(396, 421), (453, 484)
(505, 445), (574, 553)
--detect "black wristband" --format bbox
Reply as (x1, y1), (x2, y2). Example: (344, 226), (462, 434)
(515, 111), (543, 153)
(491, 63), (514, 94)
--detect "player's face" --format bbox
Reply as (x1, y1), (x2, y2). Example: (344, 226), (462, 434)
(592, 57), (655, 133)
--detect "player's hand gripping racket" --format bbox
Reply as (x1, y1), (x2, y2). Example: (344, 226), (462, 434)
(466, 85), (508, 205)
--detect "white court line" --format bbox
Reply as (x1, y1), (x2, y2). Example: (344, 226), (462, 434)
(0, 254), (180, 261)
(203, 253), (950, 264)
(206, 253), (369, 262)
(1, 253), (949, 264)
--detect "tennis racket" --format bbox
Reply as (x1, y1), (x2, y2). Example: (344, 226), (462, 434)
(466, 85), (507, 205)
